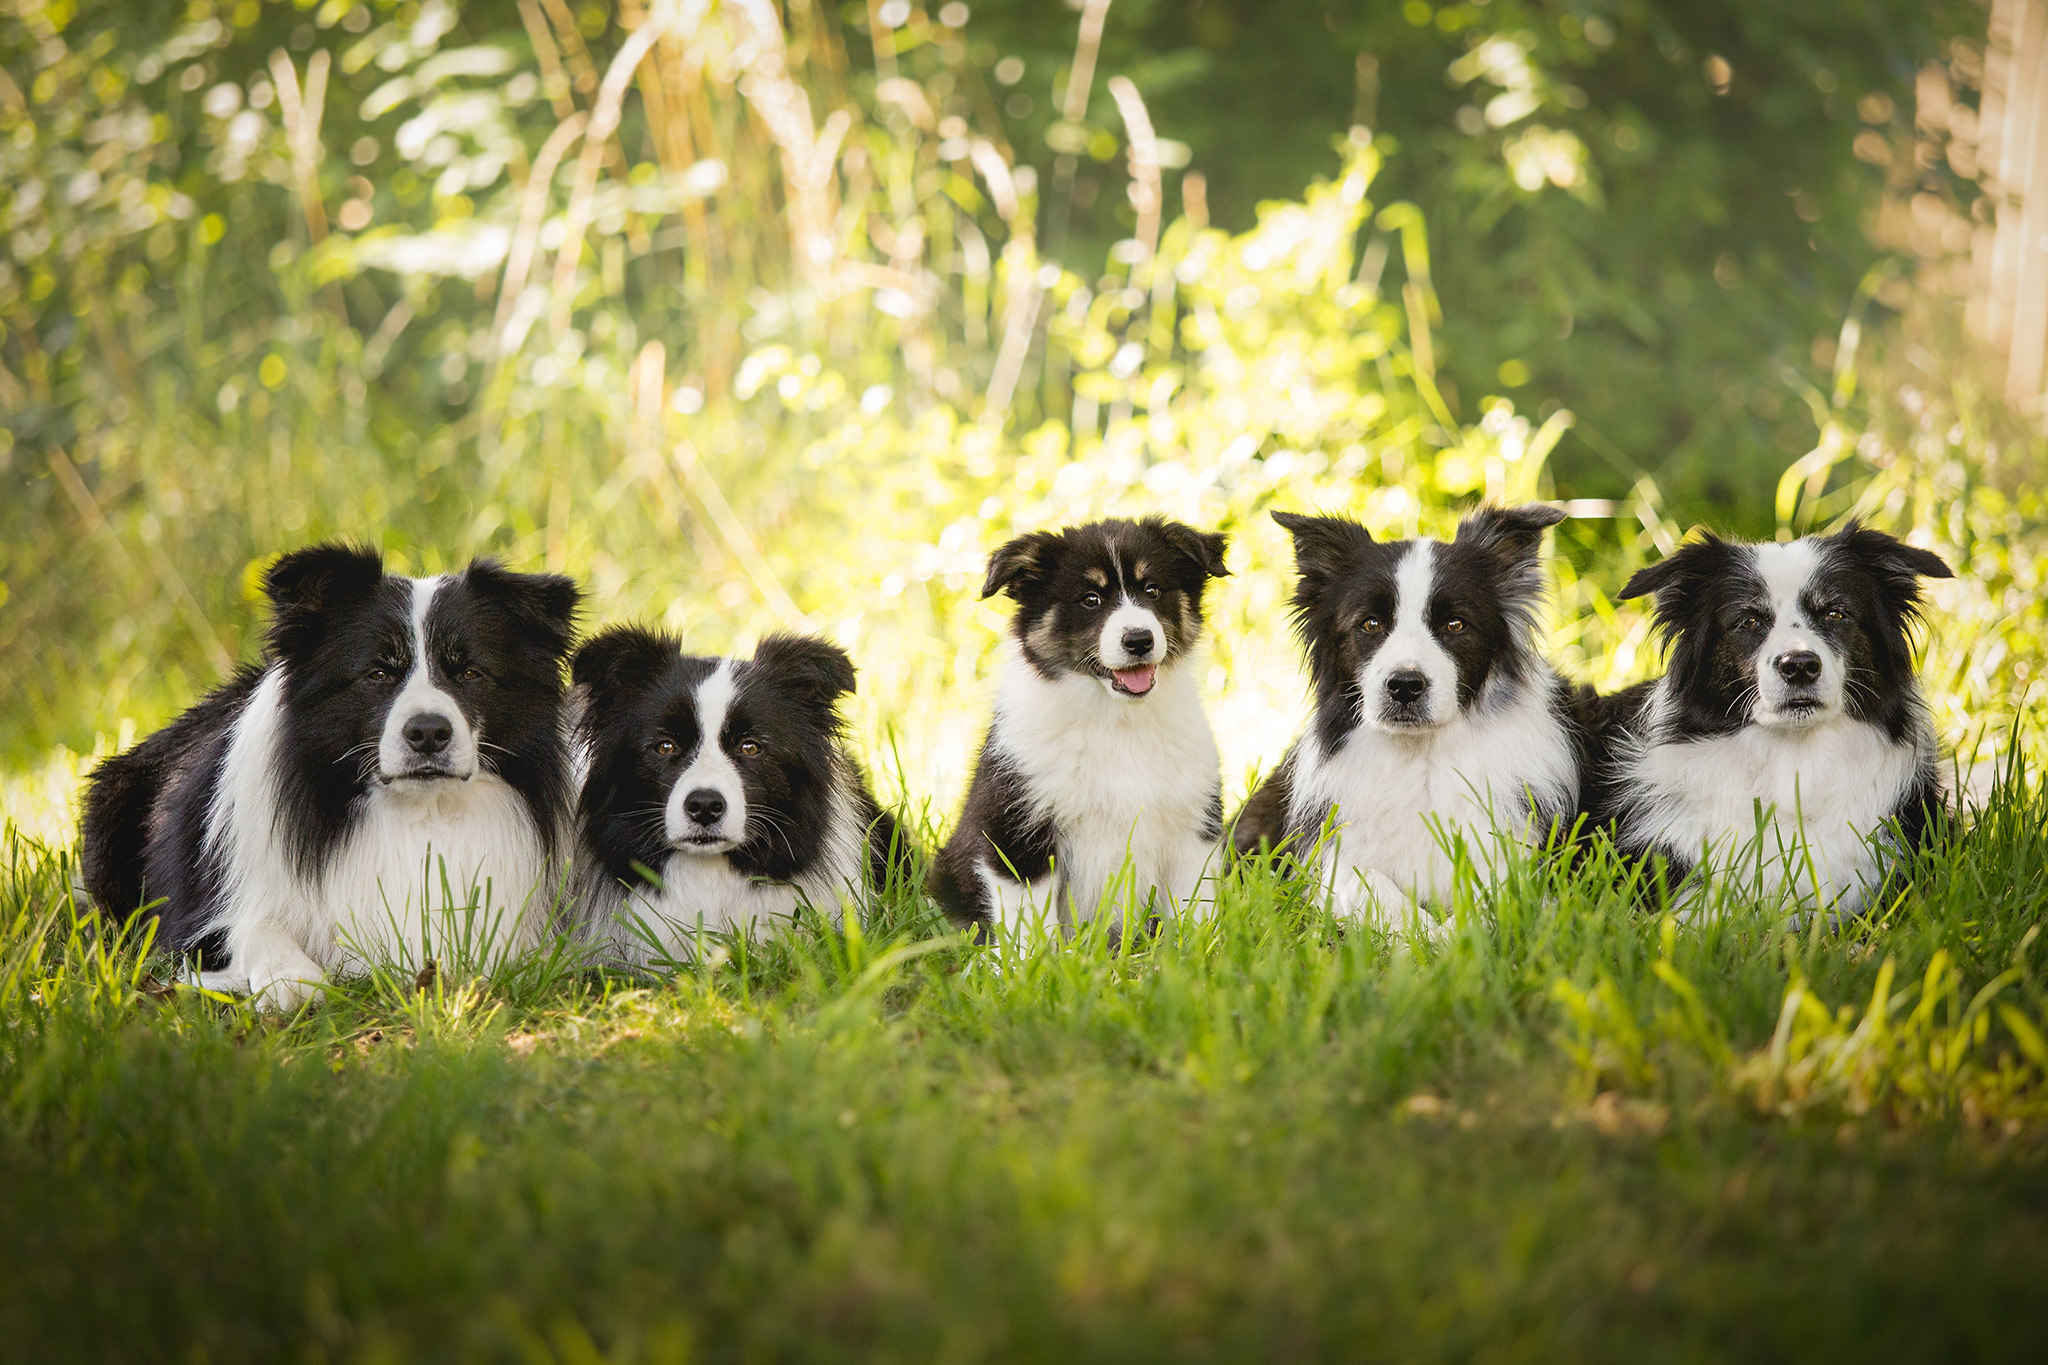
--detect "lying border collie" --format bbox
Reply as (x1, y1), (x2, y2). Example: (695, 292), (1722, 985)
(1597, 522), (1951, 912)
(1232, 505), (1580, 924)
(929, 516), (1231, 936)
(570, 628), (905, 961)
(80, 544), (579, 1008)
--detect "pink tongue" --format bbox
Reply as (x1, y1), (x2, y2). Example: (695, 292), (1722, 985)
(1113, 665), (1157, 695)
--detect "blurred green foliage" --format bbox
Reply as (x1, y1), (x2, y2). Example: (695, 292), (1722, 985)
(0, 0), (2038, 816)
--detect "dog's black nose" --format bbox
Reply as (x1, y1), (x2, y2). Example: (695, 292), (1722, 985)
(1775, 650), (1822, 685)
(683, 788), (727, 826)
(1121, 627), (1156, 658)
(402, 713), (453, 756)
(1385, 670), (1429, 704)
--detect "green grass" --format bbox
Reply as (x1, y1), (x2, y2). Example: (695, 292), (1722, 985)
(5, 772), (2048, 1362)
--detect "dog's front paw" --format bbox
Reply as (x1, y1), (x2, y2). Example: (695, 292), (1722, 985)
(241, 947), (328, 1013)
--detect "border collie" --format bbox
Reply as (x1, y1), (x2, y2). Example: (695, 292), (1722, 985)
(570, 628), (906, 962)
(929, 516), (1231, 936)
(1231, 505), (1580, 925)
(1598, 522), (1951, 912)
(80, 544), (580, 1008)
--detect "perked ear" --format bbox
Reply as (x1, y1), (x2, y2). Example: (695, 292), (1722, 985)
(264, 542), (386, 659)
(981, 531), (1057, 600)
(463, 559), (582, 661)
(1272, 511), (1370, 589)
(752, 633), (857, 709)
(571, 626), (677, 699)
(1456, 503), (1566, 561)
(1151, 518), (1232, 579)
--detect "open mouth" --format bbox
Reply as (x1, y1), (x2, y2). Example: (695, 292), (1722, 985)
(1105, 663), (1157, 697)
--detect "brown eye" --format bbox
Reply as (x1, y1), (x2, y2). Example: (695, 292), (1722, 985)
(1443, 619), (1466, 635)
(1823, 608), (1847, 623)
(653, 738), (677, 757)
(1361, 617), (1384, 634)
(736, 739), (763, 758)
(366, 667), (391, 683)
(1739, 616), (1761, 631)
(1080, 592), (1103, 610)
(1143, 583), (1161, 599)
(459, 666), (483, 682)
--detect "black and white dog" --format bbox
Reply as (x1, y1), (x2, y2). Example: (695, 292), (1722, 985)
(570, 628), (906, 961)
(1597, 522), (1951, 911)
(1232, 505), (1581, 924)
(929, 516), (1231, 935)
(80, 544), (580, 1008)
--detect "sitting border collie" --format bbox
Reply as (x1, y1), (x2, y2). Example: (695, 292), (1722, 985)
(1231, 505), (1581, 925)
(80, 543), (580, 1008)
(570, 627), (906, 962)
(929, 516), (1231, 936)
(1597, 522), (1951, 912)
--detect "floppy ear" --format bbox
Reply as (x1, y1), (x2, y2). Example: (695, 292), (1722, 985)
(464, 559), (582, 661)
(1456, 503), (1566, 562)
(571, 626), (676, 700)
(1272, 512), (1369, 590)
(752, 633), (856, 710)
(1617, 535), (1728, 602)
(1151, 518), (1231, 579)
(1829, 521), (1953, 620)
(264, 542), (385, 660)
(981, 531), (1058, 600)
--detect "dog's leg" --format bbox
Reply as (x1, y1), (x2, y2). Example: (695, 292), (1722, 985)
(232, 921), (329, 1012)
(1159, 837), (1223, 923)
(977, 862), (1057, 942)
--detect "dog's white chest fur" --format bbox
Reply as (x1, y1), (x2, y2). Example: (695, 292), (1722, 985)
(1291, 675), (1574, 911)
(611, 786), (865, 961)
(1621, 694), (1923, 907)
(985, 652), (1221, 925)
(205, 668), (551, 1006)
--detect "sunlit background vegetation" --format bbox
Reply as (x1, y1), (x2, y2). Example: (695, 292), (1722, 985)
(10, 4), (2048, 1355)
(3, 0), (2042, 842)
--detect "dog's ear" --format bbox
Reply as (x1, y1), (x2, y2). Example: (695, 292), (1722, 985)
(753, 633), (856, 710)
(463, 559), (582, 661)
(264, 542), (386, 660)
(1828, 520), (1953, 620)
(1272, 512), (1369, 591)
(1151, 518), (1232, 580)
(981, 531), (1059, 600)
(1617, 535), (1729, 603)
(1456, 503), (1566, 562)
(571, 627), (675, 700)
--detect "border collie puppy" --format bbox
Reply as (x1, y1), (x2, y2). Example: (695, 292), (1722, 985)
(570, 628), (905, 961)
(1231, 505), (1579, 925)
(929, 516), (1231, 936)
(80, 544), (579, 1009)
(1600, 522), (1951, 912)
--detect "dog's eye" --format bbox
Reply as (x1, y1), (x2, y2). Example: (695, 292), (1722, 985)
(365, 667), (392, 683)
(1739, 615), (1761, 631)
(1080, 592), (1103, 610)
(652, 738), (677, 757)
(1143, 583), (1161, 599)
(1823, 607), (1847, 623)
(735, 739), (763, 758)
(1360, 617), (1384, 634)
(1442, 618), (1466, 635)
(459, 666), (483, 682)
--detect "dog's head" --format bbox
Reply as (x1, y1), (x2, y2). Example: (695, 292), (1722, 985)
(1619, 522), (1951, 735)
(981, 516), (1229, 699)
(1277, 504), (1563, 739)
(573, 629), (854, 880)
(265, 543), (578, 790)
